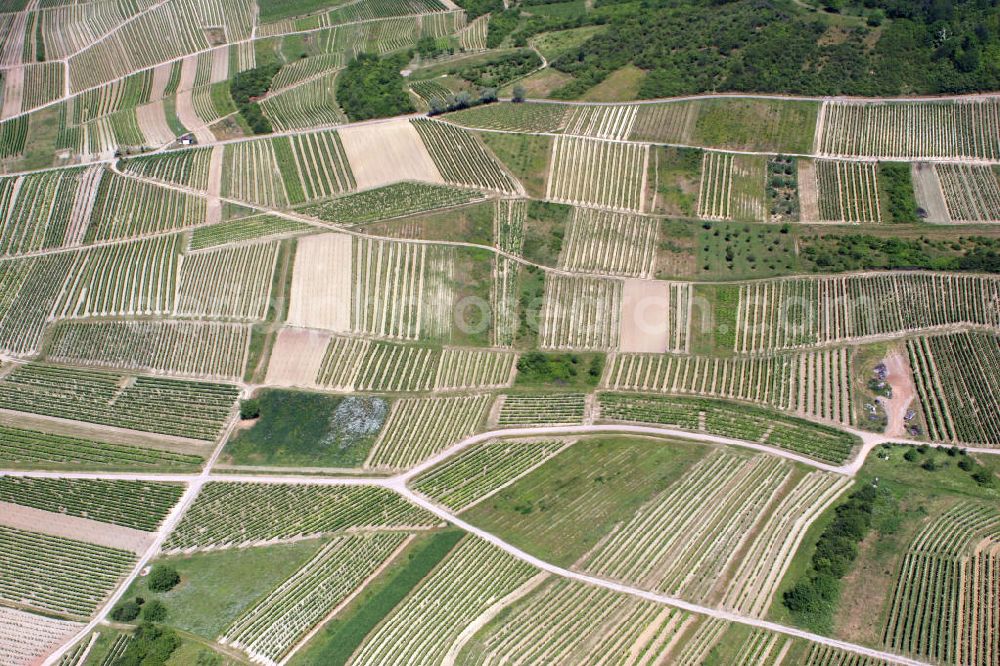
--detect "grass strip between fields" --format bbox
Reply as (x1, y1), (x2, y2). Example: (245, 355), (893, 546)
(291, 528), (465, 665)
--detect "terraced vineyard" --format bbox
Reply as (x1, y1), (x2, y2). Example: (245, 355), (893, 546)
(882, 502), (1000, 664)
(367, 394), (492, 469)
(48, 320), (251, 381)
(349, 537), (536, 666)
(413, 438), (572, 510)
(222, 532), (408, 663)
(908, 331), (1000, 446)
(163, 483), (436, 550)
(0, 525), (135, 616)
(6, 3), (1000, 662)
(816, 99), (1000, 159)
(0, 364), (239, 441)
(462, 576), (689, 663)
(0, 478), (182, 531)
(0, 424), (202, 470)
(497, 393), (587, 426)
(597, 392), (858, 463)
(604, 347), (855, 425)
(732, 273), (1000, 352)
(546, 136), (648, 212)
(558, 208), (658, 278)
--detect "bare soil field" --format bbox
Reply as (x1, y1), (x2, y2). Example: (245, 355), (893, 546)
(1, 65), (23, 119)
(911, 163), (951, 223)
(797, 159), (819, 222)
(338, 119), (444, 189)
(135, 100), (174, 147)
(286, 233), (354, 331)
(882, 351), (916, 438)
(619, 279), (671, 353)
(265, 327), (331, 387)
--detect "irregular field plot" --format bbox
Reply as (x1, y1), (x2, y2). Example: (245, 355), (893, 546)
(463, 436), (706, 566)
(0, 364), (238, 441)
(164, 483), (436, 551)
(0, 477), (182, 531)
(0, 524), (135, 616)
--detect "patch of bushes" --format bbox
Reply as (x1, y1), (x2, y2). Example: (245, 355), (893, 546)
(141, 599), (168, 622)
(878, 162), (919, 223)
(515, 351), (604, 387)
(230, 64), (280, 134)
(487, 9), (522, 48)
(457, 51), (542, 87)
(240, 398), (261, 420)
(782, 484), (879, 630)
(111, 597), (144, 622)
(115, 622), (180, 666)
(337, 53), (414, 121)
(147, 565), (180, 592)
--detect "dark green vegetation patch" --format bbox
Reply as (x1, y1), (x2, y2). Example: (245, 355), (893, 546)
(225, 389), (389, 467)
(292, 530), (465, 665)
(514, 351), (604, 388)
(337, 53), (414, 121)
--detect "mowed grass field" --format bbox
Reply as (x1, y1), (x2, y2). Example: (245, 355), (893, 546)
(462, 435), (707, 566)
(122, 539), (328, 639)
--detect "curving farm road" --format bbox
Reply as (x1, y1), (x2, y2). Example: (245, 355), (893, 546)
(27, 416), (956, 665)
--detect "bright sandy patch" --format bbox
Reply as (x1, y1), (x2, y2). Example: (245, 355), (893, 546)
(64, 165), (102, 246)
(1, 65), (24, 119)
(175, 88), (214, 143)
(150, 61), (173, 100)
(797, 159), (819, 222)
(0, 606), (83, 666)
(0, 502), (154, 555)
(265, 327), (331, 388)
(883, 351), (916, 438)
(338, 118), (444, 190)
(912, 163), (951, 223)
(178, 54), (197, 92)
(210, 47), (229, 84)
(287, 233), (354, 331)
(136, 100), (174, 146)
(206, 144), (224, 224)
(619, 279), (671, 353)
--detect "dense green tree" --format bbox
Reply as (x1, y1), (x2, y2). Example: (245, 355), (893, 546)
(337, 53), (414, 121)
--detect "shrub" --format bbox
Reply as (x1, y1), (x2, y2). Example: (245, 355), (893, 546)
(903, 448), (918, 462)
(147, 565), (180, 592)
(117, 623), (181, 665)
(512, 84), (526, 102)
(230, 64), (279, 135)
(141, 599), (168, 622)
(958, 458), (974, 471)
(240, 398), (261, 420)
(972, 470), (995, 487)
(111, 599), (142, 622)
(783, 485), (878, 624)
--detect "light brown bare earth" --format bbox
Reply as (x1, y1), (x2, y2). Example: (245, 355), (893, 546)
(910, 163), (951, 223)
(619, 279), (672, 353)
(337, 119), (444, 189)
(882, 351), (916, 438)
(797, 159), (820, 222)
(264, 327), (331, 388)
(286, 233), (354, 331)
(0, 502), (154, 555)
